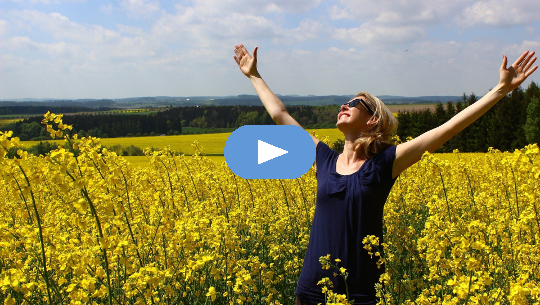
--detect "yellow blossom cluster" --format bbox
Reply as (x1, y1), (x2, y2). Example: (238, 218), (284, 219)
(379, 145), (540, 304)
(0, 113), (539, 304)
(317, 255), (352, 305)
(0, 113), (314, 304)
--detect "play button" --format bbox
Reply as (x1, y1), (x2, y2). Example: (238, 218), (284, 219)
(225, 125), (315, 179)
(258, 140), (288, 164)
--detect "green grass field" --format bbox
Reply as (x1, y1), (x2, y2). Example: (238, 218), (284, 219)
(19, 128), (344, 155)
(181, 127), (237, 134)
(0, 119), (21, 128)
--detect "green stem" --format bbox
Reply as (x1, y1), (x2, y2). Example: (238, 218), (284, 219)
(81, 187), (113, 305)
(17, 165), (53, 304)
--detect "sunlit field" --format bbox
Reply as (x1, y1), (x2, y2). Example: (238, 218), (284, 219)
(0, 119), (20, 128)
(2, 114), (539, 304)
(20, 128), (344, 157)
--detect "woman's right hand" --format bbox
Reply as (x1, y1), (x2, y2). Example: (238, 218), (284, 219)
(234, 44), (260, 78)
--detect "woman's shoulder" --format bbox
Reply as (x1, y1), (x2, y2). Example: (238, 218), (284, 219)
(365, 144), (397, 182)
(316, 141), (338, 156)
(315, 141), (339, 172)
(366, 143), (396, 163)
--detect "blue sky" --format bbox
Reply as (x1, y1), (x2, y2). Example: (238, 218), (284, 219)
(0, 0), (539, 99)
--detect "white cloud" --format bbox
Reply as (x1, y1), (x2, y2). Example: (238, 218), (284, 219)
(117, 24), (147, 36)
(1, 0), (538, 99)
(189, 0), (321, 15)
(334, 23), (426, 45)
(0, 19), (11, 36)
(502, 40), (540, 57)
(330, 0), (468, 26)
(286, 19), (325, 43)
(4, 9), (165, 66)
(152, 8), (282, 47)
(120, 0), (160, 18)
(100, 3), (114, 14)
(152, 4), (324, 49)
(10, 10), (122, 43)
(458, 0), (540, 27)
(2, 0), (86, 3)
(0, 54), (26, 72)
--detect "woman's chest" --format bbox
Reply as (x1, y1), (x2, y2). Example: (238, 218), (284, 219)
(335, 156), (366, 175)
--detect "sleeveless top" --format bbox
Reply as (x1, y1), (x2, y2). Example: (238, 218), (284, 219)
(296, 141), (398, 305)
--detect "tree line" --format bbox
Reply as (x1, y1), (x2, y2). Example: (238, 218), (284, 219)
(395, 82), (540, 152)
(2, 82), (539, 153)
(0, 105), (112, 116)
(1, 105), (339, 140)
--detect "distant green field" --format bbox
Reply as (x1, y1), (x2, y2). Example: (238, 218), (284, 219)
(0, 114), (36, 119)
(181, 127), (236, 134)
(20, 128), (344, 156)
(0, 119), (20, 128)
(0, 108), (160, 120)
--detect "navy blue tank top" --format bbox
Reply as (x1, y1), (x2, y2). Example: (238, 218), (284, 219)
(296, 141), (397, 305)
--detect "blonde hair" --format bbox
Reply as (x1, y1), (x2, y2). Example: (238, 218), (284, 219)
(353, 91), (398, 158)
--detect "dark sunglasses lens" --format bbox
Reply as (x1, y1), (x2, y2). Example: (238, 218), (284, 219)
(339, 100), (355, 113)
(339, 99), (370, 113)
(361, 100), (374, 114)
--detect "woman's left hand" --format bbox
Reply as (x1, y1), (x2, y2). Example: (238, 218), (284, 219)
(499, 51), (537, 93)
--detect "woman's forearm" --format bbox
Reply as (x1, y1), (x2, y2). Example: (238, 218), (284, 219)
(441, 83), (507, 137)
(249, 75), (297, 126)
(234, 44), (295, 126)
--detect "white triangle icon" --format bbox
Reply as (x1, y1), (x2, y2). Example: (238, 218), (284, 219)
(258, 140), (288, 164)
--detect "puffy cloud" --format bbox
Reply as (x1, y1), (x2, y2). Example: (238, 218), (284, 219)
(189, 0), (322, 15)
(116, 24), (147, 36)
(1, 0), (538, 99)
(4, 9), (165, 67)
(331, 0), (540, 28)
(287, 19), (325, 42)
(100, 3), (114, 15)
(152, 4), (324, 49)
(502, 40), (540, 56)
(152, 7), (282, 47)
(10, 10), (121, 43)
(120, 0), (160, 18)
(334, 23), (426, 45)
(329, 0), (468, 26)
(458, 0), (540, 27)
(3, 0), (87, 3)
(0, 19), (11, 36)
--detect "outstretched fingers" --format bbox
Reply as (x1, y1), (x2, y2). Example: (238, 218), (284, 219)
(233, 45), (240, 64)
(525, 62), (538, 78)
(239, 44), (249, 56)
(512, 51), (530, 68)
(522, 53), (538, 77)
(503, 51), (538, 79)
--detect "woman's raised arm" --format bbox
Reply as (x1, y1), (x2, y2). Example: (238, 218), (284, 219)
(234, 44), (319, 146)
(392, 51), (538, 179)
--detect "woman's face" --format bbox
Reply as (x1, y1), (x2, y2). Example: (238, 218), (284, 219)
(336, 96), (374, 133)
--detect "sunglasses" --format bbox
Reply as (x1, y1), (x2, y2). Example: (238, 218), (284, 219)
(338, 98), (374, 115)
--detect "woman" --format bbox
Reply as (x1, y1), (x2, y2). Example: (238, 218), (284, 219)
(233, 44), (537, 305)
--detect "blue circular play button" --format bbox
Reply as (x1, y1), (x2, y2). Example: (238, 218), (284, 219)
(224, 125), (316, 179)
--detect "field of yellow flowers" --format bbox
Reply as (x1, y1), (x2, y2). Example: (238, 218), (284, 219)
(1, 113), (539, 305)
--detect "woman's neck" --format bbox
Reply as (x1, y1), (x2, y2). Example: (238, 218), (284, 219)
(341, 139), (367, 163)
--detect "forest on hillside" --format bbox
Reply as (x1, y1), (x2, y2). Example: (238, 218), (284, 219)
(1, 82), (539, 153)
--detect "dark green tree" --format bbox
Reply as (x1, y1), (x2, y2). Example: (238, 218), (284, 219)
(523, 97), (540, 144)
